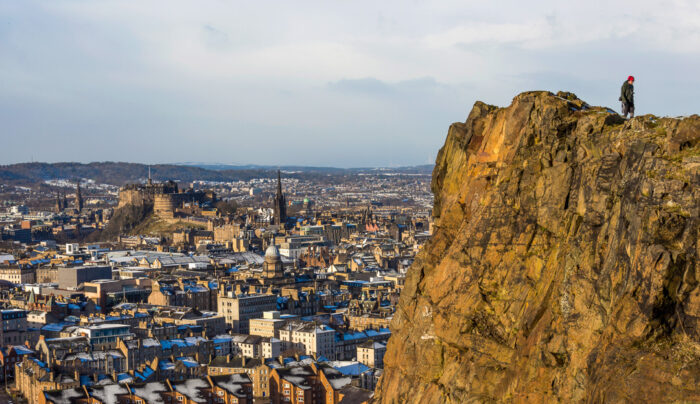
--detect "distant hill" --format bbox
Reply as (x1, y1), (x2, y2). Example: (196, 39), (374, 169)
(0, 162), (433, 186)
(178, 162), (435, 174)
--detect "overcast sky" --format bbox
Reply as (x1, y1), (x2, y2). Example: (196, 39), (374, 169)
(1, 1), (699, 167)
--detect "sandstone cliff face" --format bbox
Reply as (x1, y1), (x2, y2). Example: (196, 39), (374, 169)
(375, 92), (700, 403)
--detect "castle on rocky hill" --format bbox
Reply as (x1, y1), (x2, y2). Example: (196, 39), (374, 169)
(118, 176), (216, 218)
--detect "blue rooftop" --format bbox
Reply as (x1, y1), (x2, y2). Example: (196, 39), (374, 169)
(330, 362), (370, 376)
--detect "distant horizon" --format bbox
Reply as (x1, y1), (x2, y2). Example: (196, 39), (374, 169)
(0, 160), (435, 170)
(2, 1), (698, 166)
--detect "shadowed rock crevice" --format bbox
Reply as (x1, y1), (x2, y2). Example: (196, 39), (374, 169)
(374, 91), (700, 403)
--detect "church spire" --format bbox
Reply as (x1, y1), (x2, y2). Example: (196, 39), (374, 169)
(75, 180), (83, 212)
(276, 170), (282, 195)
(273, 170), (287, 226)
(55, 191), (62, 213)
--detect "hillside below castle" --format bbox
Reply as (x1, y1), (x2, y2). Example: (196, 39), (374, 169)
(374, 92), (700, 402)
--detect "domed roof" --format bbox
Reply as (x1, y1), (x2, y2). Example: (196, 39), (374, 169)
(265, 245), (281, 260)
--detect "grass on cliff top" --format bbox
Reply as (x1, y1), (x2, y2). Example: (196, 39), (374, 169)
(665, 144), (700, 163)
(130, 214), (206, 236)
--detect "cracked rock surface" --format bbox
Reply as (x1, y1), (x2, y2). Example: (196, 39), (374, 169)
(374, 91), (700, 403)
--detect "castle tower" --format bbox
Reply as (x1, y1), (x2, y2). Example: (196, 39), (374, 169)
(272, 170), (287, 226)
(75, 181), (84, 212)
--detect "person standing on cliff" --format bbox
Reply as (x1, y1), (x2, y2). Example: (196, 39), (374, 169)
(619, 76), (635, 119)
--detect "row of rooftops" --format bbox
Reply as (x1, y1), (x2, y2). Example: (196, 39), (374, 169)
(38, 322), (390, 353)
(41, 373), (252, 404)
(18, 333), (379, 401)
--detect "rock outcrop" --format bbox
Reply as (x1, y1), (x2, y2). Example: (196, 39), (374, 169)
(374, 92), (700, 403)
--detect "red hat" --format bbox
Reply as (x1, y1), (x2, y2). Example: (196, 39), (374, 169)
(628, 75), (635, 82)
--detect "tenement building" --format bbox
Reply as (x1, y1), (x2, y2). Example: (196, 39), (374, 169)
(0, 309), (28, 345)
(218, 291), (277, 334)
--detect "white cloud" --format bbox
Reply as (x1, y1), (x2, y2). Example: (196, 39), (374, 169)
(0, 0), (698, 166)
(423, 21), (550, 49)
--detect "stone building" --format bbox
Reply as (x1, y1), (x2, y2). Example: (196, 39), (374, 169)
(148, 278), (217, 311)
(217, 291), (277, 335)
(249, 311), (286, 338)
(0, 267), (35, 284)
(117, 180), (179, 208)
(15, 357), (80, 404)
(36, 267), (58, 283)
(263, 245), (284, 278)
(214, 222), (242, 243)
(208, 356), (273, 398)
(269, 363), (351, 404)
(278, 321), (336, 360)
(35, 336), (90, 365)
(357, 341), (386, 369)
(0, 309), (28, 346)
(0, 345), (34, 381)
(117, 179), (216, 219)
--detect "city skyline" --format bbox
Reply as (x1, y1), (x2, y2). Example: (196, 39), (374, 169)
(2, 0), (699, 166)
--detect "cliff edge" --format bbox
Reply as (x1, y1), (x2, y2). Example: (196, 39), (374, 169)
(374, 91), (700, 403)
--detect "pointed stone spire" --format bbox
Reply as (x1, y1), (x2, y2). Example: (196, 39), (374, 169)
(55, 192), (62, 213)
(273, 170), (287, 226)
(75, 180), (83, 212)
(277, 169), (282, 195)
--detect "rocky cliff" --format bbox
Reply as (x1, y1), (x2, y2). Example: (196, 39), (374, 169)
(375, 91), (700, 403)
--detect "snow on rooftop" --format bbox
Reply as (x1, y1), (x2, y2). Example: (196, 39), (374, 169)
(327, 375), (352, 390)
(173, 378), (210, 403)
(142, 338), (160, 347)
(284, 357), (315, 367)
(45, 388), (83, 404)
(184, 336), (206, 345)
(215, 374), (249, 397)
(90, 383), (129, 404)
(131, 382), (167, 404)
(283, 375), (311, 389)
(12, 345), (34, 355)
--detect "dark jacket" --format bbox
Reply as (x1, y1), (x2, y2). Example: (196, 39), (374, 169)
(620, 81), (634, 106)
